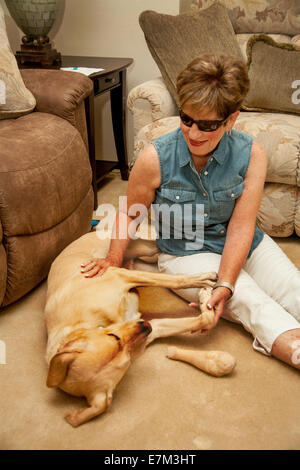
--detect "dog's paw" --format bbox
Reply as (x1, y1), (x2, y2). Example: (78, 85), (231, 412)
(166, 346), (177, 359)
(189, 329), (209, 336)
(65, 409), (81, 427)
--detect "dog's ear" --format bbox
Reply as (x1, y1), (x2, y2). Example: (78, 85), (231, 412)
(47, 350), (81, 387)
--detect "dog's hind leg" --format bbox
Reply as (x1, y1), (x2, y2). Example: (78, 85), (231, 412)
(115, 268), (217, 290)
(146, 288), (215, 345)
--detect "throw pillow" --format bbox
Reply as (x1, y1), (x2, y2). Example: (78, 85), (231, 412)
(139, 3), (244, 104)
(242, 35), (300, 116)
(0, 5), (36, 120)
(179, 1), (300, 36)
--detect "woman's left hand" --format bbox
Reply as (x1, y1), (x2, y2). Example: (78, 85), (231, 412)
(206, 286), (231, 328)
(189, 286), (231, 331)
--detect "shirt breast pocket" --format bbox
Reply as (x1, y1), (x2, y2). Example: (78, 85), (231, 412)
(213, 181), (244, 221)
(159, 188), (197, 204)
(156, 187), (204, 247)
(154, 188), (198, 239)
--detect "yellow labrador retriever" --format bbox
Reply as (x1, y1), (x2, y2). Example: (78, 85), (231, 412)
(45, 232), (232, 427)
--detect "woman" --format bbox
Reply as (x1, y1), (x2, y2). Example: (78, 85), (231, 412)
(82, 54), (300, 370)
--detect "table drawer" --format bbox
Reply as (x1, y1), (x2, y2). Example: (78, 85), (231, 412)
(94, 72), (120, 94)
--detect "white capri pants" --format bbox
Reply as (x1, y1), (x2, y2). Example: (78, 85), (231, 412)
(158, 234), (300, 355)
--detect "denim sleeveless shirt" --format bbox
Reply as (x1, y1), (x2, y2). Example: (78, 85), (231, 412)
(152, 127), (264, 257)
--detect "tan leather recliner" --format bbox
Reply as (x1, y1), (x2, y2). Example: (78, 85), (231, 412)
(0, 69), (94, 307)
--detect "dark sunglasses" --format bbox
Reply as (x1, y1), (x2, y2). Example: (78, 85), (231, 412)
(179, 109), (230, 132)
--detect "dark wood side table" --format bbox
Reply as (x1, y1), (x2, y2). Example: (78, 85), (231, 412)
(61, 56), (133, 209)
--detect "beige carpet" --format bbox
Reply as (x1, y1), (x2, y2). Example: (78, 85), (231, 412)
(0, 170), (299, 450)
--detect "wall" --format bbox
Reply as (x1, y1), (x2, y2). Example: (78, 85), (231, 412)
(1, 0), (179, 164)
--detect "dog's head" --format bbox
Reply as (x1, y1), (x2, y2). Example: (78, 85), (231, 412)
(46, 320), (151, 418)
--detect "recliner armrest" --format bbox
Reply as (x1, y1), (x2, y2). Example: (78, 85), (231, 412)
(20, 69), (93, 129)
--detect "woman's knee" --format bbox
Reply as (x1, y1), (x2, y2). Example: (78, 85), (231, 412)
(271, 328), (300, 370)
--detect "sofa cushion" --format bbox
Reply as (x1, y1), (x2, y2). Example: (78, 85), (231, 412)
(134, 111), (300, 188)
(139, 3), (244, 103)
(0, 5), (36, 120)
(234, 111), (300, 187)
(296, 192), (300, 237)
(179, 1), (300, 36)
(132, 116), (181, 167)
(243, 35), (300, 116)
(236, 33), (292, 63)
(0, 112), (92, 237)
(256, 183), (297, 237)
(293, 34), (300, 48)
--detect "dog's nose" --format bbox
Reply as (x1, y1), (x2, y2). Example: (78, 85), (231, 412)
(138, 320), (152, 335)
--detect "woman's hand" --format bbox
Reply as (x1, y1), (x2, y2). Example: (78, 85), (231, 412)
(81, 254), (122, 278)
(206, 286), (231, 328)
(189, 286), (231, 331)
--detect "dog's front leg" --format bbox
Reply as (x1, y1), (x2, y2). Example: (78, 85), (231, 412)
(65, 392), (111, 427)
(146, 288), (214, 345)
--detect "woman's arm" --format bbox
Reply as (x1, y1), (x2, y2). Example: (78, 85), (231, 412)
(208, 140), (268, 324)
(81, 144), (161, 277)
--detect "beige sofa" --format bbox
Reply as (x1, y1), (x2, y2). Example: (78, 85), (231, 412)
(128, 1), (300, 239)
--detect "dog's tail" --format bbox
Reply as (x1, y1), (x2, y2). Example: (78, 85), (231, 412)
(123, 259), (135, 270)
(123, 239), (159, 267)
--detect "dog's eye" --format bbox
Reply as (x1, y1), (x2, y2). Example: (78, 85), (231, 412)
(107, 333), (121, 342)
(107, 333), (122, 351)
